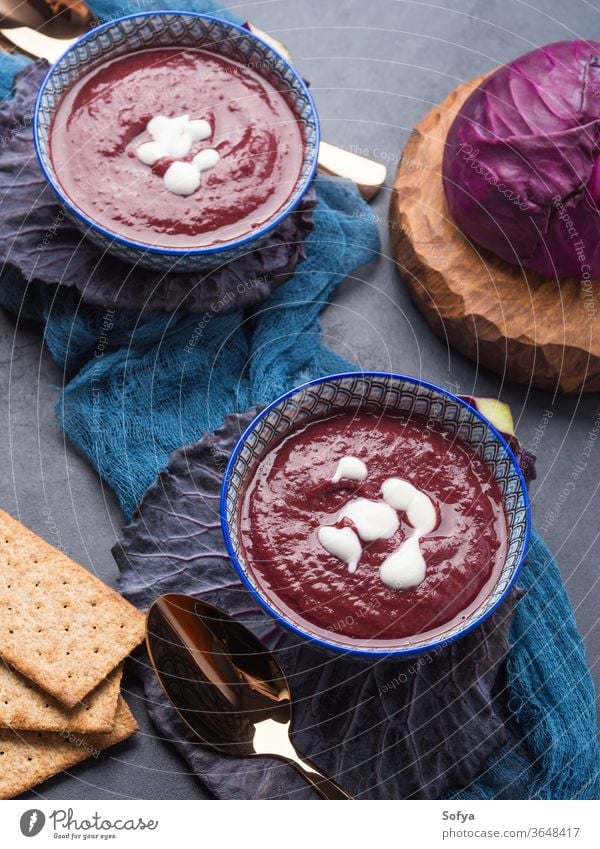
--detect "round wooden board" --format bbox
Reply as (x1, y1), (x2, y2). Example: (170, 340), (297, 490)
(389, 75), (600, 395)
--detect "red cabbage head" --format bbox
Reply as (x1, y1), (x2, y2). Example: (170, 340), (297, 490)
(443, 41), (600, 279)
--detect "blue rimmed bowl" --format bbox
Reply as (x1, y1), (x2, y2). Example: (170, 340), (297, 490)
(221, 372), (531, 659)
(33, 12), (319, 273)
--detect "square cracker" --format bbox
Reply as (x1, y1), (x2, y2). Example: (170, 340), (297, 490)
(0, 509), (145, 707)
(0, 660), (122, 734)
(0, 696), (138, 799)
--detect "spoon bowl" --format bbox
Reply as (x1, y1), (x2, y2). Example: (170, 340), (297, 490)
(146, 593), (352, 799)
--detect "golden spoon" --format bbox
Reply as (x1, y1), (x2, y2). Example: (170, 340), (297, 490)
(146, 593), (353, 800)
(0, 0), (387, 200)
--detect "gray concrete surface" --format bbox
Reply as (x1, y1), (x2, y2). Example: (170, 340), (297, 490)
(0, 0), (598, 799)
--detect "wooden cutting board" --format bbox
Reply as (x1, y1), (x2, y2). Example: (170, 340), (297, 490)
(389, 74), (600, 395)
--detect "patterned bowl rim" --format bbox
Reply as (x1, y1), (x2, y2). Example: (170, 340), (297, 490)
(220, 371), (532, 658)
(33, 11), (320, 258)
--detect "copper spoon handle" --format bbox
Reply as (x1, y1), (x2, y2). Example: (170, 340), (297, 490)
(254, 719), (353, 799)
(317, 140), (387, 201)
(286, 753), (353, 800)
(0, 26), (73, 62)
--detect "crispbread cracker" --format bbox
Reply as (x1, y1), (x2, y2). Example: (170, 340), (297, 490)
(0, 696), (138, 799)
(0, 509), (144, 707)
(0, 660), (122, 733)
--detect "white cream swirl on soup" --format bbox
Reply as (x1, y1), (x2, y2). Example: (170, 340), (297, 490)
(136, 114), (220, 196)
(317, 456), (437, 590)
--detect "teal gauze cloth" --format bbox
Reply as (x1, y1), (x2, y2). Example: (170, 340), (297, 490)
(0, 0), (597, 800)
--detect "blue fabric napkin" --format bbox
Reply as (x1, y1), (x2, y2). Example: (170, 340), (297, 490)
(0, 0), (597, 800)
